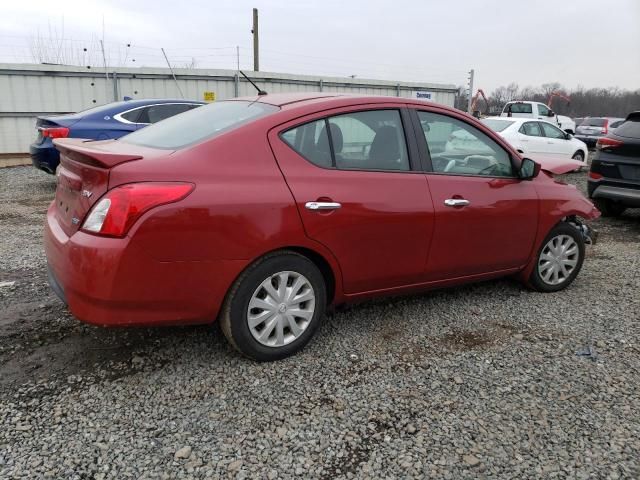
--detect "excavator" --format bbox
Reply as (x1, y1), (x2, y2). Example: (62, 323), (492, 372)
(469, 89), (489, 118)
(547, 91), (571, 110)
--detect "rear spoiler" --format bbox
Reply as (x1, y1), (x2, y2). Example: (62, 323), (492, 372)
(54, 138), (143, 168)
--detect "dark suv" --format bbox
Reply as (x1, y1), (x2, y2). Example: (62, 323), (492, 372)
(588, 112), (640, 216)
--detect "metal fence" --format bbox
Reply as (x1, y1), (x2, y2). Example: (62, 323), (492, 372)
(0, 63), (458, 154)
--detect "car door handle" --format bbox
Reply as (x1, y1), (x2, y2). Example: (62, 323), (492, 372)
(444, 198), (470, 207)
(305, 201), (342, 211)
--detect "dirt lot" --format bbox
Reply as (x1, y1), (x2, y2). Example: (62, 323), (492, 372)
(1, 164), (639, 479)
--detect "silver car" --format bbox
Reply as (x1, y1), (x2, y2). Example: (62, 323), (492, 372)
(575, 117), (625, 148)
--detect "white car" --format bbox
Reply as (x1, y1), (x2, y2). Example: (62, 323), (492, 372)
(480, 117), (588, 165)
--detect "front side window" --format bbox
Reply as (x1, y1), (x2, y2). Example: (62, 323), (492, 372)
(540, 122), (566, 139)
(281, 109), (410, 171)
(537, 104), (551, 117)
(418, 111), (513, 177)
(520, 122), (543, 137)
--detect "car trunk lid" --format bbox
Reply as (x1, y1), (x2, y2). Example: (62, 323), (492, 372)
(52, 138), (149, 236)
(34, 114), (83, 144)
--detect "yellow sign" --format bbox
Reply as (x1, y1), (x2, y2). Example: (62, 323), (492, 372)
(203, 91), (216, 102)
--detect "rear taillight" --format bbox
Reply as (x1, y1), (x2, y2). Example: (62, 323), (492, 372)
(601, 119), (609, 135)
(588, 171), (603, 180)
(40, 127), (70, 138)
(596, 137), (623, 150)
(82, 182), (194, 237)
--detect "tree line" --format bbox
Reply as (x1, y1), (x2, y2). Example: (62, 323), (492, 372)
(455, 83), (640, 118)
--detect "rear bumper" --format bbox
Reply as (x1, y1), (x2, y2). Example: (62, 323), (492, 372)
(44, 206), (246, 327)
(574, 135), (598, 148)
(589, 183), (640, 208)
(30, 142), (60, 174)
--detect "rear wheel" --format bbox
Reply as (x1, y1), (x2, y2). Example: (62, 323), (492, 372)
(528, 223), (585, 292)
(220, 251), (326, 361)
(593, 198), (626, 217)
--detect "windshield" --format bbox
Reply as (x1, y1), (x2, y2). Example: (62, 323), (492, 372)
(121, 101), (279, 149)
(481, 119), (514, 132)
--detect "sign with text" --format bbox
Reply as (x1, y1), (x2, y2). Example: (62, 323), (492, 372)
(203, 91), (216, 102)
(415, 91), (434, 101)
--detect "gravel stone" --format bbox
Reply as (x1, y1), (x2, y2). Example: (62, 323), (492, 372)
(1, 164), (639, 479)
(174, 446), (192, 460)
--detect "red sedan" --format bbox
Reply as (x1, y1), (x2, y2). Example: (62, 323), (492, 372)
(45, 93), (599, 361)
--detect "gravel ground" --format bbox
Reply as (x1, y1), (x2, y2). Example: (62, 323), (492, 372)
(0, 164), (639, 479)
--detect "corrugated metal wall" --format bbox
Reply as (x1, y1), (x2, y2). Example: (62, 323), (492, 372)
(0, 63), (457, 154)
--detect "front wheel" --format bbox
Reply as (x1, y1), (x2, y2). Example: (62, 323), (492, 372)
(572, 151), (585, 163)
(220, 251), (326, 361)
(528, 223), (585, 292)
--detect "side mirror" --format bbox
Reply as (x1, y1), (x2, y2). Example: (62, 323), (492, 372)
(519, 158), (541, 180)
(565, 132), (573, 140)
(547, 110), (555, 117)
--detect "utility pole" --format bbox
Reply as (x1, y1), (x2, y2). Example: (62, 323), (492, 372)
(252, 8), (259, 71)
(236, 45), (240, 71)
(99, 40), (110, 100)
(161, 48), (185, 99)
(467, 68), (475, 114)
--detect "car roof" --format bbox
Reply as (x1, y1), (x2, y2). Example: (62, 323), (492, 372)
(113, 98), (205, 108)
(75, 98), (205, 117)
(225, 92), (460, 114)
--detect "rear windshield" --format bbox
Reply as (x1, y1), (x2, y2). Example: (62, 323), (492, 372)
(582, 118), (607, 127)
(613, 119), (640, 139)
(505, 103), (532, 114)
(481, 119), (514, 132)
(121, 101), (279, 149)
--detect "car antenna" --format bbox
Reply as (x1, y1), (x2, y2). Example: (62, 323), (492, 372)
(240, 70), (267, 96)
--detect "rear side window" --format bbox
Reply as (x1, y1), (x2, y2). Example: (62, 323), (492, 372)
(506, 103), (532, 114)
(282, 109), (410, 171)
(120, 109), (141, 122)
(138, 104), (195, 124)
(520, 122), (542, 136)
(121, 101), (278, 149)
(481, 119), (514, 132)
(614, 120), (640, 139)
(281, 119), (332, 168)
(610, 120), (624, 129)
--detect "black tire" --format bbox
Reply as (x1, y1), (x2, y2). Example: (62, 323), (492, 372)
(572, 151), (585, 163)
(593, 198), (626, 217)
(528, 223), (585, 293)
(220, 251), (326, 361)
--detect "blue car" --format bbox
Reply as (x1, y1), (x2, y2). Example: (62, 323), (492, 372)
(30, 99), (204, 173)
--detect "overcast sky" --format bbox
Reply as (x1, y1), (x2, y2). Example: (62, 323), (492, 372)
(1, 0), (638, 93)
